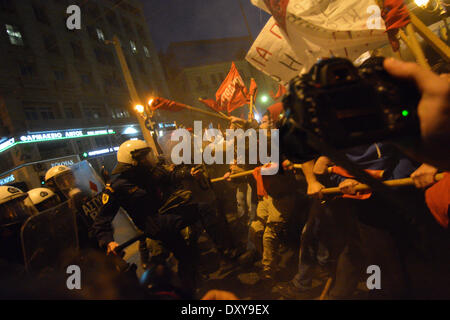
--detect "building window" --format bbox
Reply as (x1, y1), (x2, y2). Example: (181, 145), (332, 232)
(81, 73), (92, 85)
(71, 41), (85, 60)
(54, 70), (66, 81)
(39, 106), (55, 120)
(24, 107), (39, 120)
(130, 40), (137, 54)
(44, 34), (60, 54)
(0, 0), (16, 13)
(5, 24), (24, 46)
(95, 136), (109, 147)
(143, 46), (150, 58)
(64, 107), (75, 119)
(96, 28), (105, 42)
(196, 76), (203, 86)
(83, 106), (105, 119)
(19, 63), (35, 77)
(33, 3), (50, 25)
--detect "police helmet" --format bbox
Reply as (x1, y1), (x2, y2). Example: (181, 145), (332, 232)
(117, 139), (151, 166)
(0, 186), (37, 229)
(27, 187), (60, 212)
(44, 165), (75, 193)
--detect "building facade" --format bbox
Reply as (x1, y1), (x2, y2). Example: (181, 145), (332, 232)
(0, 0), (170, 190)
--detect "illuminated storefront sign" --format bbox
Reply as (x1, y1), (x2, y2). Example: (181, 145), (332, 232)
(20, 129), (114, 143)
(0, 128), (116, 154)
(86, 146), (119, 157)
(50, 160), (75, 167)
(0, 174), (15, 186)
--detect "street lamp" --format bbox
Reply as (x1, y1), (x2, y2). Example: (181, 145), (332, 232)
(134, 104), (144, 114)
(260, 95), (269, 103)
(414, 0), (430, 7)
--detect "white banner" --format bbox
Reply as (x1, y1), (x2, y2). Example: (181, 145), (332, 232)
(246, 17), (307, 84)
(248, 0), (389, 82)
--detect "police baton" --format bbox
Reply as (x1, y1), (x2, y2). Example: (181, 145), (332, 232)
(115, 232), (146, 254)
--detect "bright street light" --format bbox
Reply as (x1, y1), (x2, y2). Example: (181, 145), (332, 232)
(134, 104), (144, 113)
(414, 0), (429, 7)
(260, 95), (269, 103)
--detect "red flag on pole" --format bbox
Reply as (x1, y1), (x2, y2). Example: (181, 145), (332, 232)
(248, 78), (258, 101)
(381, 0), (411, 51)
(199, 98), (222, 112)
(216, 62), (248, 114)
(149, 97), (187, 112)
(270, 84), (287, 100)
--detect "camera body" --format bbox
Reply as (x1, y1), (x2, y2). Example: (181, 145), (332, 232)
(280, 57), (421, 161)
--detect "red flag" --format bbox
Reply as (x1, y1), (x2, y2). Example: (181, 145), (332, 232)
(381, 0), (411, 51)
(270, 84), (287, 100)
(216, 62), (248, 114)
(149, 97), (187, 112)
(199, 98), (222, 113)
(248, 78), (258, 101)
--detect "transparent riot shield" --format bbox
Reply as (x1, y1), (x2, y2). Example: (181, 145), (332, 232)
(70, 160), (105, 198)
(20, 200), (79, 274)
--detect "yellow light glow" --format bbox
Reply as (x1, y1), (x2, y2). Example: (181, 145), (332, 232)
(414, 0), (429, 7)
(134, 104), (144, 113)
(148, 98), (154, 106)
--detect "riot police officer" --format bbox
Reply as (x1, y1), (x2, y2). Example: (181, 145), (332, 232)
(0, 186), (37, 265)
(92, 139), (237, 295)
(27, 188), (61, 212)
(44, 165), (97, 249)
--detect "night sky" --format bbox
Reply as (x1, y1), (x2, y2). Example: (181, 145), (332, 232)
(141, 0), (270, 52)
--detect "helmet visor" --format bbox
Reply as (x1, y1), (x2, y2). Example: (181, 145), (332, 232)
(0, 196), (37, 228)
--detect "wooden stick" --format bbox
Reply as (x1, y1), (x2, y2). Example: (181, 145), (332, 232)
(404, 23), (431, 69)
(182, 103), (231, 121)
(409, 12), (450, 63)
(319, 277), (333, 300)
(210, 164), (304, 183)
(321, 173), (444, 195)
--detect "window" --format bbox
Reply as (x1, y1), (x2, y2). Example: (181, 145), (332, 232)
(24, 107), (38, 120)
(71, 41), (85, 60)
(64, 106), (75, 119)
(5, 24), (24, 46)
(19, 63), (35, 77)
(143, 46), (150, 58)
(81, 73), (92, 85)
(39, 106), (55, 120)
(96, 28), (105, 42)
(54, 70), (65, 81)
(33, 3), (50, 25)
(130, 40), (137, 54)
(0, 0), (15, 13)
(83, 106), (105, 119)
(44, 34), (60, 54)
(196, 76), (203, 86)
(95, 136), (109, 147)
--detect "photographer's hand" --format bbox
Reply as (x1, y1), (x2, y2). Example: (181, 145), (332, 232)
(384, 58), (450, 168)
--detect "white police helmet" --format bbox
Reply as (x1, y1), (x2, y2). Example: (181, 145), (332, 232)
(44, 165), (71, 182)
(27, 187), (60, 212)
(117, 139), (150, 166)
(0, 186), (37, 228)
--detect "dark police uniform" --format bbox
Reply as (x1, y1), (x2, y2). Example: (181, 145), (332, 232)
(92, 163), (233, 293)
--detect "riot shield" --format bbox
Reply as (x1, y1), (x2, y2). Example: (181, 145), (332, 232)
(70, 160), (105, 198)
(20, 200), (79, 274)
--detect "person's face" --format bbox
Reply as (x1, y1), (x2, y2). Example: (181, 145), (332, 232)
(260, 115), (271, 129)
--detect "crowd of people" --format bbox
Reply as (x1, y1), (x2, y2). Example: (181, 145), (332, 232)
(0, 58), (449, 300)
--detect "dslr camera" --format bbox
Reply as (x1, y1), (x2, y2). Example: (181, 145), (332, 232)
(279, 56), (421, 161)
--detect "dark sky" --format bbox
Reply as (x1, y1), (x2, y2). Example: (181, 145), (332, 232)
(141, 0), (270, 52)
